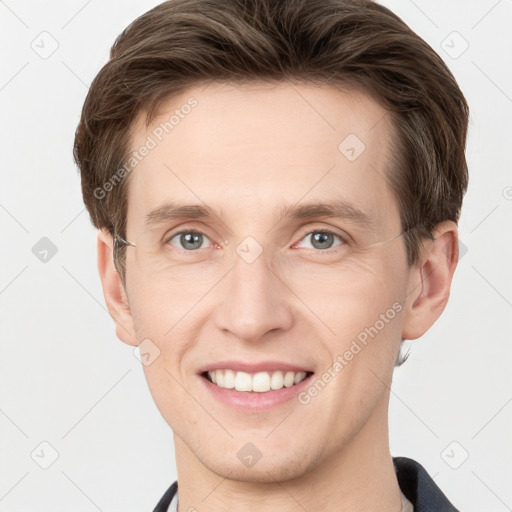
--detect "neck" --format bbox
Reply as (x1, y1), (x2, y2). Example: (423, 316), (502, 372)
(172, 398), (402, 512)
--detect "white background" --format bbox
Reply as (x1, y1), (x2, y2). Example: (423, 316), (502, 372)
(1, 0), (511, 510)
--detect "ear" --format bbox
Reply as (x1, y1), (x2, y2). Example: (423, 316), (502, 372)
(97, 229), (138, 346)
(401, 221), (459, 340)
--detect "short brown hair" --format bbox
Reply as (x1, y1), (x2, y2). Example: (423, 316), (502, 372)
(73, 0), (469, 280)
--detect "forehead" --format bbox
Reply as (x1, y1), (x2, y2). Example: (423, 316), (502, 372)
(125, 81), (398, 232)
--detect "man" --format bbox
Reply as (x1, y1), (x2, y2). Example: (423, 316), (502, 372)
(73, 0), (468, 510)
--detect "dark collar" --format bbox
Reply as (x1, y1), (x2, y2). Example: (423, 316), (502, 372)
(153, 457), (459, 511)
(394, 456), (459, 511)
(153, 480), (177, 512)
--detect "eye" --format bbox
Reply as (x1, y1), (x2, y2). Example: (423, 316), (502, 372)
(164, 228), (346, 253)
(166, 230), (212, 251)
(294, 229), (346, 251)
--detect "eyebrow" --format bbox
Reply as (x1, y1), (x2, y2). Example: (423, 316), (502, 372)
(278, 202), (373, 228)
(144, 202), (221, 230)
(143, 200), (373, 231)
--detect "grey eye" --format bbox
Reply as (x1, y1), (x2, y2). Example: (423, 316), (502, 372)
(298, 230), (344, 250)
(168, 231), (210, 250)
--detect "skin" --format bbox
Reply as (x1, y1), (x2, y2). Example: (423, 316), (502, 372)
(97, 81), (458, 511)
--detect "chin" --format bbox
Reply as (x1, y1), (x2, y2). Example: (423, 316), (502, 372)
(198, 444), (320, 484)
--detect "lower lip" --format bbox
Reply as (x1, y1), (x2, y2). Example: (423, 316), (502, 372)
(198, 373), (315, 411)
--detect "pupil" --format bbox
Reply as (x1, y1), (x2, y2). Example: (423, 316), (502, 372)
(182, 232), (202, 250)
(312, 232), (333, 249)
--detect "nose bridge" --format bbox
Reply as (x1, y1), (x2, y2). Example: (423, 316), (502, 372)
(214, 243), (292, 341)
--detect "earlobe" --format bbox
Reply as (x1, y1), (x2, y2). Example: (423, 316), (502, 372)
(97, 229), (138, 346)
(401, 221), (459, 341)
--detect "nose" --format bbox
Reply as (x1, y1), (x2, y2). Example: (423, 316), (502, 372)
(212, 249), (294, 343)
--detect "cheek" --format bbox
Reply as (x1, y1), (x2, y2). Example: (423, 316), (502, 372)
(127, 273), (190, 337)
(128, 261), (225, 324)
(300, 258), (406, 388)
(291, 258), (403, 329)
(141, 361), (191, 435)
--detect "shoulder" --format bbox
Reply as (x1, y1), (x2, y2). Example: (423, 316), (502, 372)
(152, 480), (178, 512)
(394, 456), (460, 512)
(152, 460), (461, 512)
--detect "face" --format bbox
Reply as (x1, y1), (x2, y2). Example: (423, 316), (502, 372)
(116, 82), (418, 481)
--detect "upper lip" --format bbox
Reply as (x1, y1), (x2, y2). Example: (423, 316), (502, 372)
(197, 360), (314, 374)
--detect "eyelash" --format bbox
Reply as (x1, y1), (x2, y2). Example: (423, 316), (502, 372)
(292, 228), (346, 254)
(164, 227), (348, 255)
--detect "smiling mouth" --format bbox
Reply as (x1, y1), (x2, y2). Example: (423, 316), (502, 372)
(201, 369), (314, 393)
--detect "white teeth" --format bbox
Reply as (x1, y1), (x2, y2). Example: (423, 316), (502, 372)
(283, 371), (295, 387)
(270, 371), (284, 390)
(223, 369), (235, 389)
(294, 371), (307, 384)
(206, 369), (310, 392)
(234, 371), (252, 391)
(252, 372), (271, 392)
